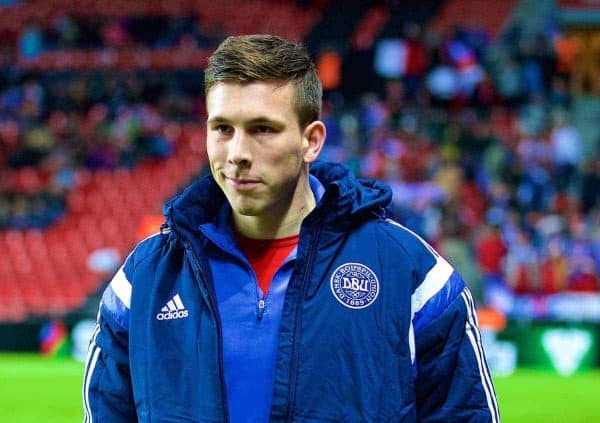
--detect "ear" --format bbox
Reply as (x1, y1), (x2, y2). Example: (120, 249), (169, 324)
(302, 120), (326, 164)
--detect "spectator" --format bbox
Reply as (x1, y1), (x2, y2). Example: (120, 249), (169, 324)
(549, 110), (583, 190)
(476, 223), (507, 277)
(539, 237), (569, 293)
(495, 58), (524, 106)
(19, 20), (43, 59)
(504, 229), (539, 293)
(438, 213), (484, 302)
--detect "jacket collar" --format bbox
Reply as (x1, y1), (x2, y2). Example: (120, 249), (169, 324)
(164, 161), (392, 241)
(196, 175), (326, 257)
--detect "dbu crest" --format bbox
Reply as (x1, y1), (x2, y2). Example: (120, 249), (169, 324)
(330, 263), (379, 309)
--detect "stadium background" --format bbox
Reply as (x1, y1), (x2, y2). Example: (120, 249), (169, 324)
(0, 0), (599, 420)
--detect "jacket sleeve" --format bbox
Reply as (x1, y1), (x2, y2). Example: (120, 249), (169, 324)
(82, 259), (137, 422)
(413, 259), (500, 422)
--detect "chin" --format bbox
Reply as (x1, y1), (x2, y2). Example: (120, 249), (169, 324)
(235, 207), (260, 216)
(231, 201), (263, 217)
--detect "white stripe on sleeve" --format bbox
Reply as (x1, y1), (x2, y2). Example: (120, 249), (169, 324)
(412, 257), (454, 313)
(109, 267), (132, 309)
(82, 324), (101, 423)
(461, 290), (499, 423)
(387, 219), (454, 364)
(82, 324), (100, 408)
(387, 220), (454, 314)
(84, 347), (101, 423)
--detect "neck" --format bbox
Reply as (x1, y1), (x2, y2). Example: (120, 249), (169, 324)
(232, 173), (316, 239)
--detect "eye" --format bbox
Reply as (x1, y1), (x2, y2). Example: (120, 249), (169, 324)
(213, 124), (233, 136)
(252, 125), (274, 135)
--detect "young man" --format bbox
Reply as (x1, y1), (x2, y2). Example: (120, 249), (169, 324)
(83, 35), (499, 422)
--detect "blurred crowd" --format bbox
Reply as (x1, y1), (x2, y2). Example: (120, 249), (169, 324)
(1, 8), (599, 297)
(320, 22), (599, 299)
(0, 70), (205, 228)
(14, 14), (219, 60)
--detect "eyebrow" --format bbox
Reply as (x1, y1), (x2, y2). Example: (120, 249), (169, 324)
(207, 116), (285, 129)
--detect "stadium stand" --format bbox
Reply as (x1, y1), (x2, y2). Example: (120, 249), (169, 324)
(0, 0), (322, 321)
(0, 123), (206, 321)
(431, 0), (519, 38)
(1, 0), (600, 326)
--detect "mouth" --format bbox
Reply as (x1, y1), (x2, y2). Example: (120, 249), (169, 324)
(224, 176), (261, 191)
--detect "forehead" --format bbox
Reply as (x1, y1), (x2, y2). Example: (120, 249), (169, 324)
(206, 81), (297, 123)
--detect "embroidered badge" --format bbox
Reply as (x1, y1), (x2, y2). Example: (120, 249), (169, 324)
(330, 263), (380, 309)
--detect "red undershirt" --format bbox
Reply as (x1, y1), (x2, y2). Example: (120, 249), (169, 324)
(235, 233), (299, 295)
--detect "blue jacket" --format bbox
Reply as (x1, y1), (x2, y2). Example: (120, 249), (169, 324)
(83, 162), (499, 422)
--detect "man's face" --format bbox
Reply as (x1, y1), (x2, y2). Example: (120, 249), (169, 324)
(206, 81), (312, 219)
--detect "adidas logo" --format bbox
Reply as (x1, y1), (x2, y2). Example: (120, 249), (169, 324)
(156, 294), (189, 320)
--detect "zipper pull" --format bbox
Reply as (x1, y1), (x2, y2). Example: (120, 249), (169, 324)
(160, 222), (171, 234)
(257, 299), (266, 320)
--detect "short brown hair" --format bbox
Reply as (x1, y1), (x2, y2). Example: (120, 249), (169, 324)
(205, 35), (322, 129)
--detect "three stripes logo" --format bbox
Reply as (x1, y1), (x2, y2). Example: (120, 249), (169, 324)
(156, 294), (189, 320)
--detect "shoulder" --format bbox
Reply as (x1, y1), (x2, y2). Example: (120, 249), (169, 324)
(375, 219), (466, 329)
(99, 231), (171, 329)
(127, 230), (171, 270)
(377, 219), (435, 252)
(375, 218), (440, 275)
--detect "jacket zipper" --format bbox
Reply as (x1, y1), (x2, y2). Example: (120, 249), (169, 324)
(257, 247), (299, 321)
(257, 298), (266, 320)
(256, 260), (286, 321)
(184, 240), (231, 423)
(285, 223), (323, 421)
(248, 264), (268, 321)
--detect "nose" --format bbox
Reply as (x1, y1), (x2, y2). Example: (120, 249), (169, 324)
(228, 130), (252, 168)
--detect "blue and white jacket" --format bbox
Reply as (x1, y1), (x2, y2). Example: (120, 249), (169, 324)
(83, 161), (499, 422)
